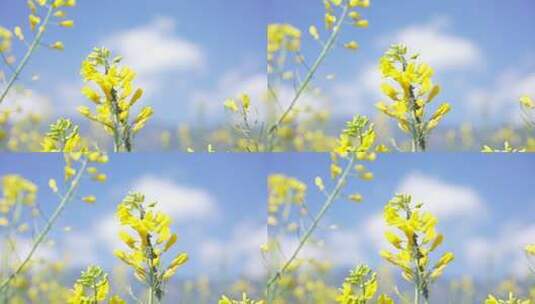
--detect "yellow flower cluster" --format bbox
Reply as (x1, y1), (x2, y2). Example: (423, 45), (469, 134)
(27, 0), (76, 46)
(0, 26), (12, 53)
(334, 114), (378, 158)
(0, 175), (37, 226)
(67, 265), (125, 304)
(485, 292), (531, 304)
(376, 44), (451, 151)
(380, 194), (454, 300)
(336, 265), (394, 304)
(268, 174), (307, 212)
(219, 293), (264, 304)
(526, 244), (535, 256)
(322, 0), (370, 32)
(41, 118), (85, 152)
(114, 192), (188, 301)
(481, 141), (526, 153)
(79, 47), (153, 151)
(267, 24), (301, 55)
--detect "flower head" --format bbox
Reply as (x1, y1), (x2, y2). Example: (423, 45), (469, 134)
(79, 47), (152, 151)
(376, 44), (450, 151)
(114, 192), (188, 301)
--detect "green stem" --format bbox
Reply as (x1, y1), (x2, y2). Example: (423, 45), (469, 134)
(266, 154), (356, 303)
(268, 3), (350, 139)
(148, 287), (154, 304)
(0, 158), (87, 293)
(0, 5), (54, 105)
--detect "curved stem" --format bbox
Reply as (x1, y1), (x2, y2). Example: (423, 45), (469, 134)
(0, 5), (54, 104)
(268, 3), (350, 138)
(266, 154), (356, 302)
(0, 158), (87, 293)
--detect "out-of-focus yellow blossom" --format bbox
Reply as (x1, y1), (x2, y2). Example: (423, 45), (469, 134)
(14, 26), (24, 41)
(48, 178), (58, 193)
(67, 265), (125, 304)
(267, 24), (301, 54)
(485, 293), (531, 304)
(114, 192), (188, 301)
(58, 20), (74, 27)
(525, 244), (535, 256)
(268, 174), (307, 214)
(314, 176), (325, 191)
(219, 293), (264, 304)
(376, 44), (450, 151)
(520, 96), (534, 109)
(224, 98), (239, 112)
(81, 195), (96, 204)
(79, 47), (152, 151)
(334, 115), (376, 158)
(344, 41), (359, 50)
(348, 193), (362, 203)
(0, 0), (76, 108)
(41, 118), (86, 152)
(309, 25), (320, 40)
(28, 15), (41, 31)
(0, 175), (37, 214)
(481, 141), (525, 153)
(51, 41), (64, 50)
(335, 264), (393, 304)
(380, 194), (454, 301)
(0, 26), (13, 52)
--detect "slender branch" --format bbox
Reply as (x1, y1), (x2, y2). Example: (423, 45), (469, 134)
(0, 158), (88, 292)
(268, 3), (350, 137)
(266, 154), (356, 302)
(0, 5), (54, 105)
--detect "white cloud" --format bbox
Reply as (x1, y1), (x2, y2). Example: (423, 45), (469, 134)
(102, 17), (205, 97)
(61, 232), (102, 267)
(331, 63), (380, 116)
(2, 88), (52, 121)
(324, 228), (362, 266)
(190, 71), (266, 119)
(0, 236), (57, 262)
(464, 223), (535, 277)
(131, 175), (218, 222)
(466, 71), (535, 122)
(104, 17), (204, 76)
(396, 171), (486, 219)
(383, 17), (481, 70)
(271, 226), (362, 269)
(363, 213), (389, 250)
(199, 222), (266, 278)
(363, 172), (486, 250)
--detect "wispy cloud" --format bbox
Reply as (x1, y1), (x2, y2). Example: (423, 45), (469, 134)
(103, 17), (205, 95)
(380, 17), (482, 70)
(131, 175), (218, 222)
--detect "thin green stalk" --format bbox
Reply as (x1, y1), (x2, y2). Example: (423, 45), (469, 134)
(268, 3), (350, 137)
(148, 287), (154, 304)
(0, 5), (53, 104)
(0, 158), (87, 293)
(266, 154), (356, 303)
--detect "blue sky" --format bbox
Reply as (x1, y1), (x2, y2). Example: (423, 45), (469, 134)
(0, 0), (266, 124)
(1, 0), (533, 131)
(0, 153), (268, 280)
(270, 0), (535, 126)
(267, 153), (535, 280)
(1, 153), (534, 282)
